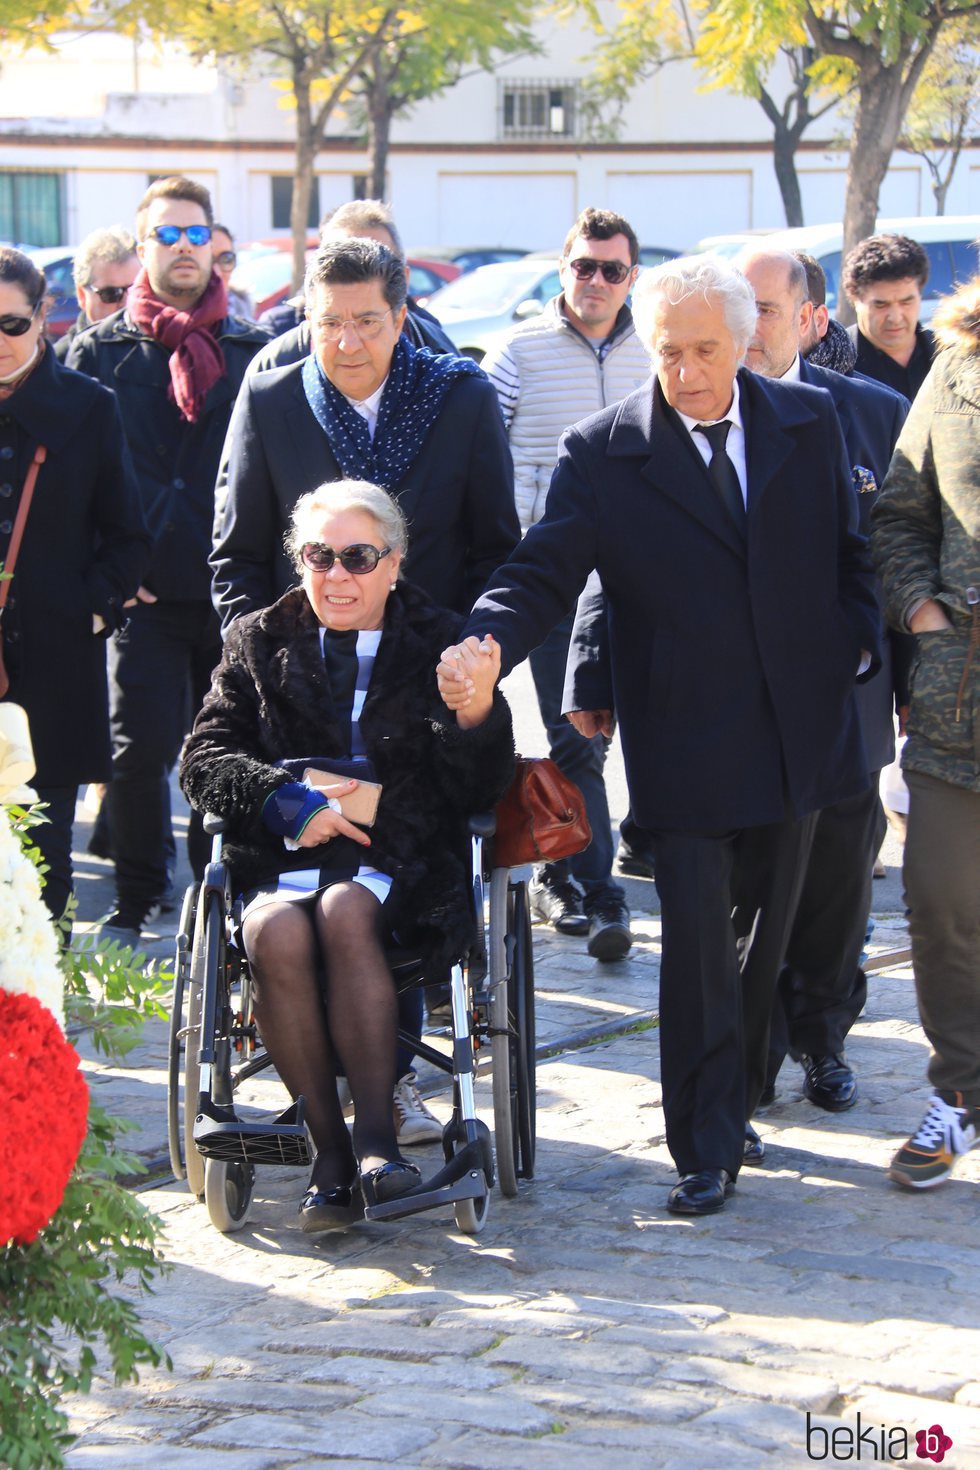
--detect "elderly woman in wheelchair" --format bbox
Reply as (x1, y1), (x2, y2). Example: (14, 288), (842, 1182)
(180, 480), (513, 1232)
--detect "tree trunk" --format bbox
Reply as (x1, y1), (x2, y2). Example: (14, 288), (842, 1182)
(772, 123), (805, 227)
(290, 72), (316, 295)
(837, 62), (907, 323)
(366, 65), (392, 200)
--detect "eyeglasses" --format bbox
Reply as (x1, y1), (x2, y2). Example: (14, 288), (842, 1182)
(313, 310), (392, 342)
(87, 283), (134, 304)
(147, 224), (213, 247)
(300, 542), (391, 574)
(0, 301), (42, 337)
(214, 250), (237, 269)
(567, 257), (634, 285)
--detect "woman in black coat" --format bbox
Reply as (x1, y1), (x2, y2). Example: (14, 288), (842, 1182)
(0, 247), (149, 922)
(180, 480), (513, 1231)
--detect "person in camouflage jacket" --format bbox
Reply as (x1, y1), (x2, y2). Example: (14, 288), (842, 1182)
(870, 274), (980, 1191)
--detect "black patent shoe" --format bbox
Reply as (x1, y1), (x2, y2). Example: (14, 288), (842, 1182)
(299, 1178), (363, 1234)
(802, 1053), (858, 1112)
(667, 1169), (735, 1216)
(360, 1159), (422, 1209)
(743, 1124), (765, 1165)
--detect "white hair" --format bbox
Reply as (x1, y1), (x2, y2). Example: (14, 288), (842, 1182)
(633, 253), (758, 362)
(286, 479), (408, 574)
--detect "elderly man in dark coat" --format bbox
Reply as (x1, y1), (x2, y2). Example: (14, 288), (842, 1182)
(439, 254), (880, 1216)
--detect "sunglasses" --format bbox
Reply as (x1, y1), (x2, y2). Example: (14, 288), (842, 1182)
(567, 257), (634, 285)
(148, 224), (212, 247)
(300, 542), (391, 574)
(87, 283), (134, 304)
(214, 250), (237, 269)
(0, 300), (42, 337)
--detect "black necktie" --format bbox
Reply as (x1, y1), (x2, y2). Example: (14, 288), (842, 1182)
(696, 420), (746, 532)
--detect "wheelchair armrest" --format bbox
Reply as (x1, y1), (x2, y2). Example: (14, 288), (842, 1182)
(468, 811), (496, 839)
(203, 812), (228, 836)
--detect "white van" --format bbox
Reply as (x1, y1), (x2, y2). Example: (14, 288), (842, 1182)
(694, 215), (979, 322)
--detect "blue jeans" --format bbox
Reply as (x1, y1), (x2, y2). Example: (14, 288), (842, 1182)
(528, 612), (620, 905)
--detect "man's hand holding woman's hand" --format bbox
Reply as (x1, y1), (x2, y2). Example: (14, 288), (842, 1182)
(437, 634), (500, 728)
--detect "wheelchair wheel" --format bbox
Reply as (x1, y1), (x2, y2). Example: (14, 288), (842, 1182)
(204, 1157), (255, 1233)
(491, 874), (536, 1192)
(513, 880), (536, 1180)
(489, 869), (518, 1196)
(167, 883), (199, 1182)
(183, 888), (221, 1201)
(454, 1188), (490, 1236)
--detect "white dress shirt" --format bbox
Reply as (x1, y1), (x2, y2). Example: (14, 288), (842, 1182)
(343, 379), (388, 441)
(675, 379), (748, 506)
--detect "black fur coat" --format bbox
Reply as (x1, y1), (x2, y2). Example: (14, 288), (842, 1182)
(180, 583), (515, 969)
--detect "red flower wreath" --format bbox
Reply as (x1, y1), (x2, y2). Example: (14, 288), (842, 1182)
(0, 987), (89, 1247)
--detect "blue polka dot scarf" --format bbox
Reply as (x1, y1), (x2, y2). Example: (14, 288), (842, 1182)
(301, 335), (483, 489)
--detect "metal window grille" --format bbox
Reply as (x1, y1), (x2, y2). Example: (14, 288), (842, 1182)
(500, 81), (577, 140)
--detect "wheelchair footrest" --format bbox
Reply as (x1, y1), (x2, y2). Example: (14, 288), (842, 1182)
(193, 1096), (312, 1167)
(363, 1139), (489, 1222)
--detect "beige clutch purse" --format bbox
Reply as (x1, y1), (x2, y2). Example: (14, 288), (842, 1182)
(303, 767), (382, 827)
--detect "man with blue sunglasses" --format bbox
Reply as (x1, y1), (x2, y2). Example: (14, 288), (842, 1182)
(67, 175), (270, 945)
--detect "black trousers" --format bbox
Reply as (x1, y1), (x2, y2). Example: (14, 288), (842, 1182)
(651, 810), (816, 1178)
(107, 599), (221, 915)
(767, 780), (885, 1079)
(32, 784), (78, 926)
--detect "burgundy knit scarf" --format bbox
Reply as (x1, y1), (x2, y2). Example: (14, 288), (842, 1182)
(127, 267), (228, 423)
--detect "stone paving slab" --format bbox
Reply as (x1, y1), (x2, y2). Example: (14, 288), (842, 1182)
(63, 932), (980, 1469)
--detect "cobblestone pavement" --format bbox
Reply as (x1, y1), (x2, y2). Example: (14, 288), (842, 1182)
(64, 668), (975, 1470)
(67, 861), (979, 1468)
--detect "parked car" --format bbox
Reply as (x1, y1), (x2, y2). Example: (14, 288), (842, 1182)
(404, 256), (461, 302)
(27, 247), (78, 340)
(232, 243), (461, 316)
(426, 258), (563, 361)
(693, 215), (980, 322)
(408, 246), (531, 275)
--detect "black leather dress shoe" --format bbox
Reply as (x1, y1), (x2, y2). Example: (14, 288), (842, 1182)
(743, 1123), (765, 1165)
(802, 1053), (858, 1111)
(666, 1169), (735, 1216)
(360, 1159), (422, 1209)
(586, 896), (632, 962)
(299, 1179), (363, 1234)
(616, 839), (656, 880)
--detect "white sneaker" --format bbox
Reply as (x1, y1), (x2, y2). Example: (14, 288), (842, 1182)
(393, 1071), (442, 1145)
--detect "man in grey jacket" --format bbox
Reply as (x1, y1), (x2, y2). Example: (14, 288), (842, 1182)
(481, 207), (650, 960)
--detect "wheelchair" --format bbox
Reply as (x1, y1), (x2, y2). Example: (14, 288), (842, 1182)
(167, 812), (536, 1235)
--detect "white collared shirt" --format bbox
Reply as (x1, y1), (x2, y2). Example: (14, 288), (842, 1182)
(343, 378), (388, 440)
(781, 354), (802, 383)
(675, 378), (748, 505)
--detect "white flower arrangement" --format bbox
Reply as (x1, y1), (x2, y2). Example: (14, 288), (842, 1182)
(0, 803), (65, 1029)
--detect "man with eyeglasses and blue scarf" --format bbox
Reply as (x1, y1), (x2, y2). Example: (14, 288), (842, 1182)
(67, 175), (270, 945)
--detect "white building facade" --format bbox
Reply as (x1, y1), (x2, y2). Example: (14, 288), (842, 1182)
(1, 16), (976, 250)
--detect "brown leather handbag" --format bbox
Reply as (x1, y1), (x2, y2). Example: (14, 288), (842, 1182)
(0, 444), (47, 699)
(493, 755), (592, 868)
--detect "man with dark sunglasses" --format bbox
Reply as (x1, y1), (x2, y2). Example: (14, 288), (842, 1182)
(67, 175), (270, 945)
(54, 225), (139, 362)
(481, 206), (651, 961)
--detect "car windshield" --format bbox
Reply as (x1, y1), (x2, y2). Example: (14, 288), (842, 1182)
(430, 261), (555, 314)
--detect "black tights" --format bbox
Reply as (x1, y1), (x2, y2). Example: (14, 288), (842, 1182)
(243, 884), (401, 1190)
